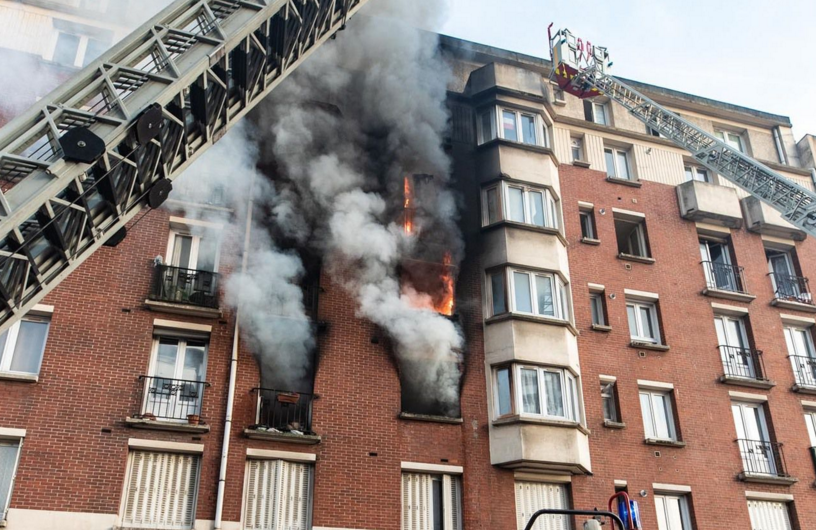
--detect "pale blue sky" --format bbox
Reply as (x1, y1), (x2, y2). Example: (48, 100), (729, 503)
(440, 0), (816, 142)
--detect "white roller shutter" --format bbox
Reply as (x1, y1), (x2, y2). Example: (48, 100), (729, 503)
(121, 451), (200, 530)
(402, 473), (432, 530)
(748, 500), (792, 530)
(243, 459), (312, 530)
(445, 475), (463, 530)
(515, 481), (569, 530)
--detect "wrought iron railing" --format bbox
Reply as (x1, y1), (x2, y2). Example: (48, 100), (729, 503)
(149, 264), (219, 308)
(790, 355), (816, 388)
(768, 272), (813, 305)
(138, 376), (210, 422)
(736, 439), (789, 477)
(251, 388), (314, 434)
(701, 261), (747, 293)
(719, 345), (766, 381)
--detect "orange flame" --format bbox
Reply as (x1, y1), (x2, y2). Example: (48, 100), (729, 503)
(435, 252), (455, 316)
(403, 176), (414, 235)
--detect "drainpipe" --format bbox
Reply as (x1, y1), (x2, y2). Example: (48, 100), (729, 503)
(810, 168), (816, 190)
(772, 126), (789, 165)
(214, 176), (255, 529)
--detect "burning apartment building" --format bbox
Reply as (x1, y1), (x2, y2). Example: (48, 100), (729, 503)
(0, 1), (816, 530)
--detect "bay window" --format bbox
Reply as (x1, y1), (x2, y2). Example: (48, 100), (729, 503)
(494, 364), (580, 422)
(482, 182), (559, 229)
(477, 107), (548, 147)
(487, 268), (570, 321)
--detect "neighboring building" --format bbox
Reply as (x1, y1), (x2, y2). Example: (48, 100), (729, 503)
(1, 3), (816, 530)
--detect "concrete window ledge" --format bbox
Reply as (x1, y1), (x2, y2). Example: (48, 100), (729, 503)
(792, 384), (816, 396)
(493, 415), (590, 435)
(738, 472), (798, 486)
(702, 288), (756, 303)
(606, 177), (643, 188)
(617, 253), (655, 265)
(144, 299), (223, 319)
(125, 417), (210, 434)
(771, 298), (816, 313)
(485, 312), (579, 336)
(244, 428), (321, 445)
(629, 341), (670, 352)
(603, 420), (626, 430)
(719, 375), (776, 390)
(0, 372), (38, 383)
(572, 160), (591, 168)
(591, 324), (612, 333)
(482, 221), (568, 247)
(398, 412), (464, 425)
(644, 438), (686, 448)
(580, 237), (601, 246)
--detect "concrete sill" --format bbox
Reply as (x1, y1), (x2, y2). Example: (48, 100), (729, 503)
(493, 415), (590, 435)
(572, 160), (591, 168)
(591, 324), (612, 333)
(603, 420), (626, 430)
(485, 312), (578, 336)
(144, 299), (222, 319)
(617, 253), (655, 265)
(702, 288), (756, 303)
(644, 438), (686, 448)
(719, 375), (776, 390)
(483, 221), (567, 247)
(399, 412), (463, 425)
(476, 138), (559, 164)
(244, 428), (321, 445)
(771, 298), (816, 313)
(0, 372), (38, 383)
(792, 384), (816, 395)
(630, 341), (670, 352)
(606, 177), (642, 188)
(738, 472), (798, 486)
(126, 417), (210, 434)
(580, 237), (601, 246)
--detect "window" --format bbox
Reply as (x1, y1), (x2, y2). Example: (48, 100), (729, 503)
(571, 137), (584, 161)
(614, 216), (650, 258)
(490, 269), (569, 320)
(747, 500), (792, 530)
(585, 100), (609, 125)
(766, 248), (809, 303)
(654, 494), (693, 530)
(551, 86), (566, 105)
(167, 228), (220, 273)
(82, 38), (108, 66)
(732, 401), (775, 475)
(647, 126), (666, 138)
(477, 107), (547, 147)
(121, 451), (200, 529)
(604, 147), (632, 180)
(684, 165), (710, 183)
(402, 473), (462, 530)
(144, 336), (209, 421)
(51, 27), (112, 68)
(715, 130), (744, 152)
(601, 381), (619, 422)
(0, 439), (22, 523)
(482, 182), (559, 229)
(488, 271), (507, 316)
(783, 325), (816, 388)
(0, 316), (50, 377)
(494, 365), (579, 422)
(244, 459), (313, 530)
(53, 32), (81, 66)
(579, 209), (597, 240)
(627, 300), (661, 344)
(515, 482), (569, 530)
(804, 410), (816, 447)
(639, 389), (677, 441)
(714, 315), (755, 379)
(699, 238), (739, 292)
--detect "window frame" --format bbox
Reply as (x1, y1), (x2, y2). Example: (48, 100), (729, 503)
(592, 102), (609, 125)
(715, 129), (745, 153)
(476, 106), (549, 147)
(166, 226), (222, 273)
(242, 458), (314, 530)
(654, 493), (693, 530)
(590, 292), (607, 326)
(805, 410), (816, 447)
(401, 472), (463, 530)
(50, 29), (110, 68)
(684, 164), (711, 183)
(500, 268), (570, 321)
(508, 364), (581, 422)
(600, 381), (619, 423)
(570, 136), (584, 162)
(579, 209), (596, 240)
(0, 316), (50, 377)
(481, 182), (560, 230)
(626, 299), (661, 344)
(614, 217), (650, 258)
(0, 438), (22, 523)
(639, 388), (677, 441)
(604, 147), (633, 181)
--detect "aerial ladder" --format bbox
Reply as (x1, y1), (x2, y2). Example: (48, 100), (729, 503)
(0, 0), (371, 334)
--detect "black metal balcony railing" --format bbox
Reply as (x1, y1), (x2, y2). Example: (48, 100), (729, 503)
(719, 345), (766, 381)
(138, 376), (210, 422)
(252, 388), (315, 434)
(790, 355), (816, 388)
(149, 264), (219, 308)
(769, 272), (814, 305)
(701, 261), (747, 293)
(736, 439), (789, 477)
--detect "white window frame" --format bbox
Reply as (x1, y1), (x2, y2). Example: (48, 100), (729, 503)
(242, 458), (314, 530)
(166, 229), (222, 272)
(805, 410), (816, 447)
(715, 130), (745, 153)
(579, 209), (596, 239)
(144, 336), (209, 422)
(684, 164), (711, 183)
(477, 107), (548, 147)
(0, 438), (23, 523)
(481, 182), (560, 230)
(639, 389), (677, 441)
(591, 102), (609, 125)
(590, 293), (606, 326)
(604, 147), (633, 180)
(570, 136), (584, 161)
(0, 316), (50, 377)
(626, 299), (661, 343)
(654, 493), (693, 530)
(49, 29), (110, 68)
(615, 217), (649, 257)
(401, 472), (462, 530)
(486, 270), (507, 317)
(513, 364), (580, 422)
(506, 268), (570, 321)
(601, 381), (618, 422)
(783, 325), (816, 387)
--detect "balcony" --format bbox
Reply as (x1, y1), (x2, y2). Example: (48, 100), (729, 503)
(244, 388), (320, 444)
(736, 439), (796, 485)
(146, 264), (221, 318)
(718, 346), (773, 389)
(768, 273), (816, 312)
(742, 196), (807, 241)
(701, 261), (755, 302)
(676, 180), (743, 228)
(126, 376), (211, 433)
(790, 355), (816, 394)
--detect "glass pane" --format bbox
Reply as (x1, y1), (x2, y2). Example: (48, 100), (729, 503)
(543, 371), (564, 417)
(664, 497), (685, 530)
(0, 329), (8, 367)
(513, 272), (533, 313)
(627, 225), (643, 256)
(486, 188), (499, 224)
(83, 38), (109, 67)
(496, 368), (512, 416)
(805, 413), (816, 447)
(591, 295), (604, 325)
(182, 341), (207, 382)
(155, 339), (179, 379)
(196, 235), (218, 272)
(627, 305), (638, 338)
(173, 235), (193, 269)
(639, 307), (655, 340)
(491, 273), (506, 315)
(535, 275), (555, 316)
(640, 392), (655, 438)
(480, 111), (495, 143)
(580, 212), (593, 238)
(571, 138), (582, 161)
(697, 169), (709, 183)
(594, 104), (607, 125)
(616, 151), (631, 180)
(507, 188), (525, 222)
(8, 321), (49, 374)
(601, 383), (616, 421)
(529, 191), (545, 227)
(502, 111), (518, 142)
(684, 167), (694, 182)
(520, 369), (541, 414)
(605, 149), (616, 178)
(432, 477), (443, 530)
(0, 442), (20, 515)
(54, 33), (80, 66)
(521, 115), (536, 145)
(652, 394), (671, 439)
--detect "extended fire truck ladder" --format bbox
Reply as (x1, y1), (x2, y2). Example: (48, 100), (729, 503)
(549, 27), (816, 237)
(0, 0), (371, 334)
